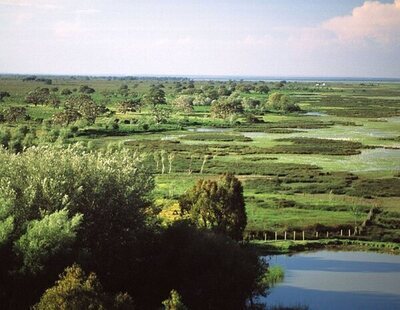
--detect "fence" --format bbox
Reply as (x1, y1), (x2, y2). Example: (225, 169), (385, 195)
(245, 227), (360, 242)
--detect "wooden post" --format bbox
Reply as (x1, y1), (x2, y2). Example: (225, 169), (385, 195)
(284, 231), (287, 240)
(264, 232), (267, 242)
(293, 231), (296, 241)
(326, 231), (329, 238)
(302, 231), (305, 241)
(316, 231), (319, 238)
(275, 231), (278, 241)
(340, 229), (343, 237)
(348, 229), (351, 236)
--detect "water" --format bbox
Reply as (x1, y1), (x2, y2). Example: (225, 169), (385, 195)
(304, 111), (328, 117)
(259, 251), (400, 310)
(186, 127), (231, 133)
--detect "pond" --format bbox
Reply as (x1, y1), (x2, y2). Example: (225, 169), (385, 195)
(304, 111), (328, 117)
(186, 127), (231, 133)
(259, 251), (400, 310)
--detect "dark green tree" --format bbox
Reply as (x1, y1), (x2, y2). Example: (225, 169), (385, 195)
(145, 85), (166, 106)
(25, 88), (50, 106)
(35, 264), (134, 310)
(179, 173), (247, 240)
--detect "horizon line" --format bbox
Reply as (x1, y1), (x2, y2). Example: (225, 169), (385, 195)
(1, 72), (400, 82)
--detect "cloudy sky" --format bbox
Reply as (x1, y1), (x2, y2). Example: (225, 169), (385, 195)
(0, 0), (399, 77)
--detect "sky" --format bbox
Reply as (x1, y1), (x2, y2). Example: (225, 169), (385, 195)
(0, 0), (399, 78)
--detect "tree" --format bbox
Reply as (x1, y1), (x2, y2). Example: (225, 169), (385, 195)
(211, 95), (243, 118)
(0, 145), (154, 308)
(243, 97), (262, 110)
(52, 108), (81, 125)
(16, 209), (83, 273)
(0, 91), (10, 102)
(256, 84), (270, 94)
(150, 105), (171, 124)
(35, 264), (134, 310)
(2, 106), (28, 122)
(172, 95), (194, 112)
(210, 96), (243, 119)
(61, 88), (72, 96)
(155, 222), (267, 309)
(64, 94), (100, 124)
(266, 92), (300, 113)
(162, 290), (187, 310)
(46, 94), (61, 108)
(179, 173), (247, 240)
(117, 98), (142, 113)
(79, 85), (95, 94)
(145, 85), (166, 106)
(25, 88), (50, 106)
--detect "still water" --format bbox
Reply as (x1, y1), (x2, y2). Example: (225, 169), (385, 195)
(259, 251), (400, 310)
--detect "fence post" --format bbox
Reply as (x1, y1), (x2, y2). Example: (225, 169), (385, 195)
(284, 231), (287, 240)
(326, 231), (329, 238)
(340, 229), (343, 237)
(275, 231), (278, 241)
(302, 231), (305, 241)
(293, 231), (296, 241)
(264, 232), (267, 242)
(316, 231), (319, 239)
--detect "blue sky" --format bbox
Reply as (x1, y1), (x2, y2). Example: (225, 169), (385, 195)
(0, 0), (399, 77)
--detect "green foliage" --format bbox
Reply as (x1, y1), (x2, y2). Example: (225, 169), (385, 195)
(145, 85), (166, 105)
(261, 265), (284, 288)
(16, 209), (83, 273)
(162, 290), (187, 310)
(180, 173), (247, 240)
(35, 264), (134, 310)
(79, 85), (96, 94)
(62, 94), (101, 124)
(150, 105), (172, 124)
(2, 106), (28, 122)
(0, 216), (14, 246)
(210, 96), (243, 118)
(25, 87), (51, 106)
(156, 222), (267, 309)
(172, 95), (194, 112)
(117, 97), (142, 113)
(267, 92), (300, 113)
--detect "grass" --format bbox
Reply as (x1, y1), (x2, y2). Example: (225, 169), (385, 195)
(263, 265), (284, 288)
(249, 239), (400, 255)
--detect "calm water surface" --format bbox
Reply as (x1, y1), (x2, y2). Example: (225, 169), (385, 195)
(260, 251), (400, 310)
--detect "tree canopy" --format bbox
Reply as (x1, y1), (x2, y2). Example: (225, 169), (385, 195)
(179, 173), (247, 241)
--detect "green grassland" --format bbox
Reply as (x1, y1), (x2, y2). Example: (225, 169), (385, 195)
(1, 76), (399, 242)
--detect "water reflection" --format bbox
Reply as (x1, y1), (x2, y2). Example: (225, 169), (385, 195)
(260, 251), (400, 310)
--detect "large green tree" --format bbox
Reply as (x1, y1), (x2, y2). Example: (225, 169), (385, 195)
(179, 173), (247, 241)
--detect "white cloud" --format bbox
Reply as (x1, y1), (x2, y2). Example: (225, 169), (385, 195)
(0, 0), (61, 9)
(323, 0), (400, 44)
(75, 9), (100, 15)
(53, 21), (87, 39)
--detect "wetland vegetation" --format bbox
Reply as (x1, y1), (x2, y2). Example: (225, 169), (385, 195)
(0, 75), (399, 308)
